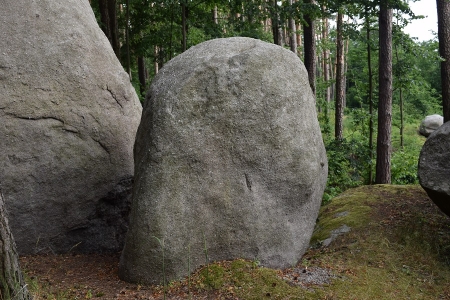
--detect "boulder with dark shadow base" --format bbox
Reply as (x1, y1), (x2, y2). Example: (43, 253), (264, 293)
(119, 37), (328, 284)
(0, 0), (142, 254)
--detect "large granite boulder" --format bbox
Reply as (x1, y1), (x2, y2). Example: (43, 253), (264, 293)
(119, 37), (328, 284)
(419, 114), (443, 137)
(0, 0), (142, 253)
(418, 121), (450, 216)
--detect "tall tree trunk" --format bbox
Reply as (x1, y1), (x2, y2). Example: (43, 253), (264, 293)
(394, 43), (404, 148)
(99, 0), (120, 58)
(375, 3), (393, 184)
(213, 6), (218, 25)
(322, 13), (330, 103)
(98, 0), (111, 41)
(138, 56), (146, 98)
(437, 0), (450, 122)
(181, 1), (188, 52)
(366, 13), (374, 184)
(154, 46), (160, 75)
(296, 23), (302, 57)
(289, 0), (297, 54)
(107, 0), (120, 58)
(303, 0), (316, 96)
(343, 36), (349, 107)
(271, 0), (280, 45)
(335, 9), (345, 140)
(0, 191), (32, 300)
(125, 0), (131, 80)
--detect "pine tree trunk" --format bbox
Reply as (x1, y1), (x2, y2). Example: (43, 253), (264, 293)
(271, 0), (280, 45)
(125, 0), (131, 80)
(0, 191), (32, 300)
(322, 14), (330, 103)
(181, 1), (188, 52)
(98, 0), (111, 41)
(335, 10), (345, 140)
(303, 0), (316, 96)
(375, 3), (393, 184)
(437, 0), (450, 122)
(289, 0), (297, 54)
(138, 56), (146, 97)
(366, 12), (374, 184)
(296, 23), (302, 57)
(108, 0), (120, 58)
(99, 0), (120, 59)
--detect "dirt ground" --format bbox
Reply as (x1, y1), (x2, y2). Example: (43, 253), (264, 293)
(21, 252), (333, 299)
(19, 185), (450, 299)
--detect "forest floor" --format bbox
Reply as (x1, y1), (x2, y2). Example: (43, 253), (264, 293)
(20, 185), (450, 299)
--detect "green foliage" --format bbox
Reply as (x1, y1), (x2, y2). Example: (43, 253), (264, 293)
(323, 137), (370, 204)
(391, 150), (419, 185)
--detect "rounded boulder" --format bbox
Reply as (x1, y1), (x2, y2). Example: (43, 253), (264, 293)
(119, 37), (328, 284)
(418, 121), (450, 216)
(0, 0), (142, 253)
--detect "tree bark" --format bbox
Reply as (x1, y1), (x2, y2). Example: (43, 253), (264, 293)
(0, 191), (32, 300)
(138, 56), (146, 97)
(181, 1), (188, 52)
(107, 0), (120, 58)
(98, 0), (111, 41)
(335, 10), (345, 140)
(125, 0), (131, 80)
(303, 0), (316, 96)
(289, 0), (297, 54)
(271, 0), (281, 45)
(375, 3), (393, 184)
(366, 12), (374, 184)
(213, 6), (218, 25)
(437, 0), (450, 122)
(322, 13), (330, 103)
(99, 0), (120, 59)
(296, 23), (302, 57)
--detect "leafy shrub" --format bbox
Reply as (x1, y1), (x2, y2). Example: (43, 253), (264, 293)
(323, 138), (371, 204)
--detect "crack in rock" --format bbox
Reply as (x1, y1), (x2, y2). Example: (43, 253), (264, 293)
(106, 85), (123, 109)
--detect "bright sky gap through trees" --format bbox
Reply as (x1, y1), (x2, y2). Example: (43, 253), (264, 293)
(404, 0), (437, 41)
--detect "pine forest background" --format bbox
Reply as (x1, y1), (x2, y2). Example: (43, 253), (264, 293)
(88, 0), (445, 203)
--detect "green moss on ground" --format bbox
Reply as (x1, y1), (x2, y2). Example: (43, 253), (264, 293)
(185, 185), (450, 299)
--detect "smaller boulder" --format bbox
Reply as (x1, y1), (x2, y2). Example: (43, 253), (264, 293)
(418, 121), (450, 216)
(419, 114), (443, 137)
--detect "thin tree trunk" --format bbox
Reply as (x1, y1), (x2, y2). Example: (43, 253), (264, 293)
(125, 0), (131, 80)
(271, 0), (280, 45)
(375, 3), (393, 184)
(154, 46), (159, 75)
(289, 0), (297, 54)
(366, 12), (374, 184)
(213, 6), (218, 24)
(394, 44), (404, 148)
(107, 0), (120, 58)
(322, 13), (330, 103)
(138, 56), (146, 97)
(0, 191), (32, 300)
(182, 1), (188, 52)
(437, 0), (450, 122)
(296, 23), (302, 57)
(335, 9), (345, 140)
(303, 0), (316, 96)
(343, 36), (349, 107)
(98, 0), (111, 42)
